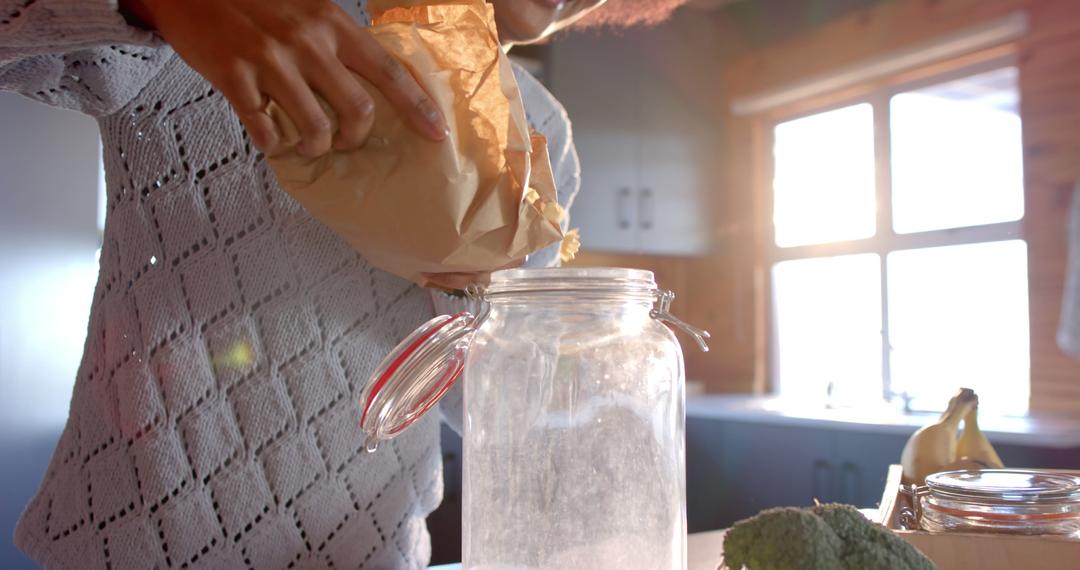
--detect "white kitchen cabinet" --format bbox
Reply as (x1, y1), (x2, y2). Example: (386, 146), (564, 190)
(548, 27), (715, 255)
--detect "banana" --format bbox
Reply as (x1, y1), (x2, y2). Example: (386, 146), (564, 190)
(957, 397), (1005, 468)
(900, 389), (978, 485)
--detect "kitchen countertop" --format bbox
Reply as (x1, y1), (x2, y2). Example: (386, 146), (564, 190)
(430, 529), (728, 570)
(686, 395), (1080, 448)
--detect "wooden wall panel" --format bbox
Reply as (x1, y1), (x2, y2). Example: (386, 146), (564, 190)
(1018, 1), (1080, 413)
(723, 0), (1026, 97)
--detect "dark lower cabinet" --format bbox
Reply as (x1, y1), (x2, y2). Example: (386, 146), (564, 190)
(831, 430), (909, 507)
(994, 441), (1080, 470)
(432, 417), (1080, 561)
(686, 417), (1080, 532)
(691, 420), (834, 530)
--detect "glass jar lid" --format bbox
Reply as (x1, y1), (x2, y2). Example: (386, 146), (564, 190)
(926, 469), (1080, 504)
(917, 469), (1080, 535)
(359, 312), (477, 452)
(483, 267), (658, 298)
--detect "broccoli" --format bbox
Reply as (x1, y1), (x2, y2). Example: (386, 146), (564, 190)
(810, 504), (935, 570)
(722, 507), (842, 570)
(721, 504), (936, 570)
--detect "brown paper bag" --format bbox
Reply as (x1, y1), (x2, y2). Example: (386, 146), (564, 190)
(265, 0), (564, 289)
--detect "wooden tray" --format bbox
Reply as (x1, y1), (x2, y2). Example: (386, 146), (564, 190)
(877, 464), (1080, 569)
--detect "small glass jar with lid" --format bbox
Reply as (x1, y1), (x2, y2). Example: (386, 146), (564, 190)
(909, 469), (1080, 536)
(359, 267), (709, 570)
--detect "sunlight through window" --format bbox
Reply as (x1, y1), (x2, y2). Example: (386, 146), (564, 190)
(773, 103), (876, 247)
(888, 241), (1030, 415)
(770, 65), (1029, 414)
(773, 254), (882, 408)
(891, 67), (1024, 233)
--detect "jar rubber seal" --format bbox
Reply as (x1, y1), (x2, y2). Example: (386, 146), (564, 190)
(359, 312), (476, 452)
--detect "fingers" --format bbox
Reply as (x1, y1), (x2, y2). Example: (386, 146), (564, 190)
(339, 26), (449, 141)
(302, 53), (377, 150)
(219, 64), (284, 155)
(262, 59), (334, 158)
(242, 109), (282, 155)
(203, 0), (449, 157)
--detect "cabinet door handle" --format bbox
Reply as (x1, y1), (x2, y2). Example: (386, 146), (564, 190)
(617, 187), (632, 229)
(840, 462), (860, 506)
(812, 459), (834, 503)
(638, 187), (654, 230)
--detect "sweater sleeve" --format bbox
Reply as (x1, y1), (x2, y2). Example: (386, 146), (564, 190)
(0, 0), (173, 116)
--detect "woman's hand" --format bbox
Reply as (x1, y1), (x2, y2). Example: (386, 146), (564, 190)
(120, 0), (449, 157)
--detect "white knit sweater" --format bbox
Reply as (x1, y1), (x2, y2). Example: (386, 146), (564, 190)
(1, 1), (580, 568)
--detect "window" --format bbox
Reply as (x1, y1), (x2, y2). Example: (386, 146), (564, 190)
(769, 63), (1030, 415)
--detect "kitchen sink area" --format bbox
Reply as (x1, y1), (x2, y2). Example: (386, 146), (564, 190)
(683, 395), (1080, 534)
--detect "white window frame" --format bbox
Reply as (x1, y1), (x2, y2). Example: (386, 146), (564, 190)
(764, 54), (1026, 407)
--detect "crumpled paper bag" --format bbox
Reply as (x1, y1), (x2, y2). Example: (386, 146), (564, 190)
(264, 0), (565, 289)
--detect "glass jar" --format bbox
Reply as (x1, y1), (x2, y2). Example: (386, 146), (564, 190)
(360, 267), (708, 570)
(910, 469), (1080, 536)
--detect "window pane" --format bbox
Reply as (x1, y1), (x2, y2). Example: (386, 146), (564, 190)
(773, 254), (882, 406)
(890, 67), (1024, 234)
(887, 240), (1030, 415)
(773, 104), (876, 247)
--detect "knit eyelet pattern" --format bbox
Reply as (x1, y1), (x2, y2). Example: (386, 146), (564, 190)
(4, 1), (579, 567)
